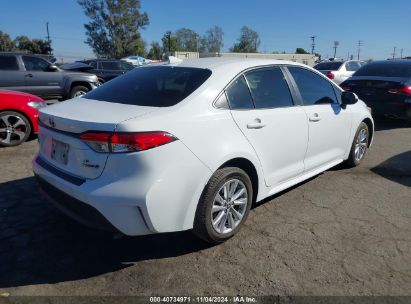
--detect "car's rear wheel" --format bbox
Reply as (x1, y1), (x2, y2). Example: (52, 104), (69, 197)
(70, 85), (89, 99)
(0, 111), (32, 147)
(345, 122), (369, 167)
(193, 167), (253, 244)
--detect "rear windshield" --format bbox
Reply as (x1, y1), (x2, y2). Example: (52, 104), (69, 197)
(353, 62), (411, 77)
(313, 62), (343, 71)
(84, 66), (212, 107)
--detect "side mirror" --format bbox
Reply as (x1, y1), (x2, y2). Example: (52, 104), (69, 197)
(341, 91), (358, 108)
(47, 65), (59, 72)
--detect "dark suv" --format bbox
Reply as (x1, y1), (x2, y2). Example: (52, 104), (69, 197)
(63, 59), (134, 84)
(0, 53), (99, 100)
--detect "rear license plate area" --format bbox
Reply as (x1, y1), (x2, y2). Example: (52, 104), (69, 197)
(51, 138), (70, 165)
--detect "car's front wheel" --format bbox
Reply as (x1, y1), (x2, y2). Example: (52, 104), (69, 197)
(70, 85), (89, 99)
(193, 167), (253, 244)
(0, 111), (32, 147)
(345, 122), (370, 167)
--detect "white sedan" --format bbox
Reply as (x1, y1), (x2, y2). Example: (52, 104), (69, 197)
(33, 58), (374, 243)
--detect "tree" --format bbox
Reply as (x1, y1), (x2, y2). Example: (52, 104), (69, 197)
(78, 0), (149, 58)
(161, 31), (178, 53)
(14, 35), (52, 54)
(295, 47), (309, 54)
(147, 41), (161, 60)
(0, 31), (16, 52)
(175, 28), (198, 52)
(231, 26), (260, 53)
(201, 26), (224, 53)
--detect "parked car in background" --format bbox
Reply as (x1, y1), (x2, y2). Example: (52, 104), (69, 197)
(122, 55), (151, 66)
(0, 53), (99, 100)
(33, 58), (373, 244)
(0, 90), (46, 147)
(61, 59), (134, 84)
(341, 60), (411, 120)
(314, 60), (366, 85)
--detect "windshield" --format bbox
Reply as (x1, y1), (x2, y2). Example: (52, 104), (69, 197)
(84, 66), (212, 107)
(353, 62), (411, 77)
(314, 62), (343, 71)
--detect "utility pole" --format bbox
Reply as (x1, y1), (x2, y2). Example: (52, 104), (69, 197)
(357, 40), (363, 60)
(166, 31), (171, 53)
(400, 48), (404, 59)
(46, 22), (51, 54)
(310, 36), (316, 54)
(333, 41), (339, 58)
(392, 46), (397, 59)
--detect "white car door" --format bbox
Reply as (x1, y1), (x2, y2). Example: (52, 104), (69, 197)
(286, 66), (352, 172)
(227, 67), (309, 187)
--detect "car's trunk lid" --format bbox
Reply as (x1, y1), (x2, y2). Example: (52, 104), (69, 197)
(37, 98), (158, 179)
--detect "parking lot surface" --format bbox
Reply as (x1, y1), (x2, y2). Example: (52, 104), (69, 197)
(0, 119), (410, 296)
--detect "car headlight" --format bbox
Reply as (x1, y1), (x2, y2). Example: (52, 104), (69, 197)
(28, 101), (47, 109)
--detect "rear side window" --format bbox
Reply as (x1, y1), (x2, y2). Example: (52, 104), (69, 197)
(84, 66), (212, 107)
(226, 75), (254, 110)
(345, 62), (361, 72)
(354, 62), (411, 77)
(244, 67), (294, 109)
(0, 55), (19, 70)
(288, 67), (338, 106)
(313, 62), (343, 71)
(101, 61), (121, 70)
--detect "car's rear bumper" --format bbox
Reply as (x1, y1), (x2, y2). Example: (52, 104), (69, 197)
(36, 174), (120, 232)
(32, 140), (212, 236)
(366, 100), (411, 119)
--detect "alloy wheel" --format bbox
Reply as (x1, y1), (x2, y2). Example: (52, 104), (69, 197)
(211, 179), (248, 235)
(0, 114), (28, 145)
(354, 128), (368, 161)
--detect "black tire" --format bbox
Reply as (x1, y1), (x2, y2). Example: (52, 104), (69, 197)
(193, 167), (253, 244)
(0, 111), (32, 147)
(344, 122), (369, 167)
(70, 85), (89, 99)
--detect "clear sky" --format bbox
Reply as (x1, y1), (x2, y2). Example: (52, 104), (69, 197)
(1, 0), (410, 61)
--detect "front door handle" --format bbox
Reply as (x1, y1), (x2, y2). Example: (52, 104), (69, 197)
(247, 118), (266, 129)
(25, 73), (33, 78)
(309, 113), (321, 122)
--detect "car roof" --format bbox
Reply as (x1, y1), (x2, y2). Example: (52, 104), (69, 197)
(168, 57), (306, 74)
(367, 60), (411, 66)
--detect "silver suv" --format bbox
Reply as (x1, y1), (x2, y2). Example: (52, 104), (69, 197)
(0, 53), (99, 100)
(314, 60), (366, 85)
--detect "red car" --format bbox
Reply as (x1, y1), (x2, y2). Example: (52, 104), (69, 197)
(0, 90), (46, 147)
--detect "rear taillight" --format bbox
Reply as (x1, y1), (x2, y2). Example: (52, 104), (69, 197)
(80, 131), (177, 153)
(326, 71), (335, 79)
(388, 85), (411, 96)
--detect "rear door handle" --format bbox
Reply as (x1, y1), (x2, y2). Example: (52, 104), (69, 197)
(309, 113), (321, 122)
(247, 118), (266, 129)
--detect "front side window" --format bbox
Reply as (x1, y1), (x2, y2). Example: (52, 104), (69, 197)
(89, 61), (98, 69)
(0, 56), (19, 70)
(244, 67), (294, 109)
(225, 75), (254, 110)
(84, 66), (212, 107)
(22, 56), (50, 71)
(288, 67), (338, 105)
